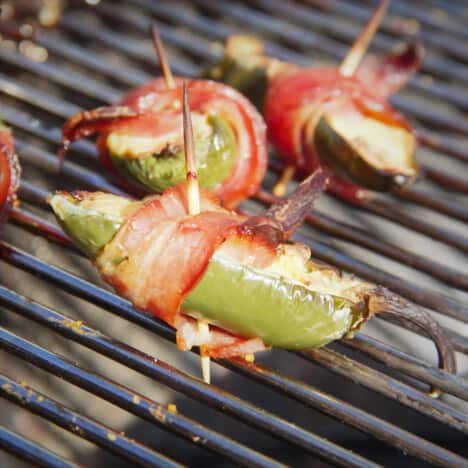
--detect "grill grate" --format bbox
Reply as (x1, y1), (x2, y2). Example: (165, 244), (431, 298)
(0, 0), (467, 466)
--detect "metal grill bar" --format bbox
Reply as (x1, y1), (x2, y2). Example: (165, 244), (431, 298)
(0, 426), (76, 468)
(298, 348), (468, 433)
(0, 286), (374, 468)
(0, 375), (182, 468)
(1, 250), (467, 466)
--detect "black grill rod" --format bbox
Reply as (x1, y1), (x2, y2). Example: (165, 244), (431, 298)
(338, 333), (468, 401)
(0, 288), (465, 468)
(423, 167), (468, 195)
(0, 105), (98, 160)
(88, 0), (311, 67)
(0, 426), (77, 468)
(15, 174), (468, 324)
(367, 0), (468, 40)
(2, 240), (468, 426)
(253, 0), (468, 69)
(312, 0), (468, 41)
(109, 0), (468, 132)
(8, 210), (468, 399)
(46, 10), (468, 165)
(220, 361), (468, 467)
(0, 297), (374, 468)
(396, 187), (468, 224)
(417, 132), (468, 165)
(329, 191), (468, 254)
(2, 50), (466, 254)
(298, 347), (468, 434)
(14, 138), (125, 196)
(5, 105), (467, 293)
(190, 0), (468, 86)
(0, 45), (121, 104)
(0, 375), (183, 468)
(35, 30), (151, 88)
(59, 15), (197, 78)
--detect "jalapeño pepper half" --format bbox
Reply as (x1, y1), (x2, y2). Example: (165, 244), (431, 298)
(107, 115), (237, 193)
(49, 191), (369, 349)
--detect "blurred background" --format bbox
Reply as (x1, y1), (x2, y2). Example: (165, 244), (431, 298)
(0, 0), (467, 466)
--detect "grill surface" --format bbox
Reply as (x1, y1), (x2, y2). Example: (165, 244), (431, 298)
(0, 0), (467, 466)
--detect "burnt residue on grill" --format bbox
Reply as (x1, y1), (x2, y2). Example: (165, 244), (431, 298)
(0, 0), (467, 467)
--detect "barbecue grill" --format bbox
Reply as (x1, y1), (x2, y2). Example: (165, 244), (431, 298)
(0, 0), (467, 466)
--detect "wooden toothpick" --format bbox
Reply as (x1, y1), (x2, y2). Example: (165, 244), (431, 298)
(339, 0), (389, 77)
(151, 24), (175, 89)
(183, 81), (210, 383)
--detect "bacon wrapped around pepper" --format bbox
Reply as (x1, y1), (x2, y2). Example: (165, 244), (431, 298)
(49, 175), (455, 381)
(0, 124), (21, 224)
(205, 30), (423, 192)
(61, 77), (267, 209)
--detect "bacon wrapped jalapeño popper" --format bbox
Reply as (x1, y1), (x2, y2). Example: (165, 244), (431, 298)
(60, 29), (267, 209)
(0, 124), (21, 224)
(205, 1), (422, 193)
(50, 84), (455, 388)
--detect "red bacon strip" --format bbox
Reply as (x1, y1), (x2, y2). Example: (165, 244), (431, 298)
(96, 182), (277, 357)
(356, 42), (424, 99)
(62, 78), (267, 209)
(0, 128), (21, 224)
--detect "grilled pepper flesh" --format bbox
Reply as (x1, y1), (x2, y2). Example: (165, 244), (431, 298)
(107, 115), (237, 193)
(49, 192), (369, 349)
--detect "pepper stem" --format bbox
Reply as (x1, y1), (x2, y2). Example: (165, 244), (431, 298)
(244, 167), (330, 244)
(183, 81), (209, 383)
(151, 24), (175, 90)
(370, 287), (456, 397)
(273, 165), (295, 197)
(339, 0), (389, 77)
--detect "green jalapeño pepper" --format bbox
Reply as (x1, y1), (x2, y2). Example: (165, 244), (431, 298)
(107, 115), (237, 193)
(49, 192), (369, 349)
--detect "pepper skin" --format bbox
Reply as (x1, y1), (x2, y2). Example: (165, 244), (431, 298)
(0, 124), (21, 224)
(205, 35), (421, 192)
(61, 78), (267, 209)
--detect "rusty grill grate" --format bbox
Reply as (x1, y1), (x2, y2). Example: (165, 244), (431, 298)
(0, 0), (467, 466)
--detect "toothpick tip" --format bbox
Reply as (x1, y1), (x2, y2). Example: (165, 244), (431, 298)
(151, 23), (175, 89)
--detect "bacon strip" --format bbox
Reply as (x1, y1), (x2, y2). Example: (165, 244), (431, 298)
(0, 128), (21, 224)
(356, 42), (424, 99)
(62, 78), (267, 209)
(96, 182), (276, 357)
